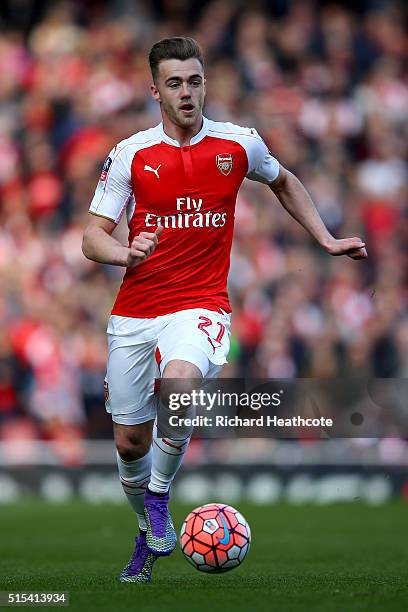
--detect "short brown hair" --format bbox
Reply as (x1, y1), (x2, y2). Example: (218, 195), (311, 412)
(149, 37), (204, 82)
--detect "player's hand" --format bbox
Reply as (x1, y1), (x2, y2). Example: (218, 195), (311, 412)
(324, 237), (367, 260)
(127, 226), (163, 267)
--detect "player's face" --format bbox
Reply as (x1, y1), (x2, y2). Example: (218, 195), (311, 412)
(151, 58), (205, 129)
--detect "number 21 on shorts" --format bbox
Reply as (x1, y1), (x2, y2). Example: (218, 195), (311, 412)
(198, 316), (225, 353)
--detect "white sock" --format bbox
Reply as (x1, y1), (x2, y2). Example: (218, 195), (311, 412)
(116, 448), (152, 531)
(149, 422), (191, 494)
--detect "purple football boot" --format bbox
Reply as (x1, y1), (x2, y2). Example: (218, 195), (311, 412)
(118, 532), (157, 583)
(144, 489), (177, 556)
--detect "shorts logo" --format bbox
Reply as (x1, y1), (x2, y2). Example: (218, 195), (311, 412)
(216, 154), (233, 176)
(104, 380), (109, 402)
(100, 156), (112, 181)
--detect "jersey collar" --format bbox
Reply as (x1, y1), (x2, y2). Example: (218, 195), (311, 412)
(159, 116), (209, 147)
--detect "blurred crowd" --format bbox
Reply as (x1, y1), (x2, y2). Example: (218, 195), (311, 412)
(0, 0), (407, 455)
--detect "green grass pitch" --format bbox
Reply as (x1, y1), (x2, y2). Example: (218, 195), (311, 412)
(0, 500), (407, 611)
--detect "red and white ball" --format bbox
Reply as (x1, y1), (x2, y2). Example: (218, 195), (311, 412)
(180, 503), (251, 573)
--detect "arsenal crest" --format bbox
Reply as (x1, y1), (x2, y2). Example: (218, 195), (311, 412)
(216, 153), (233, 176)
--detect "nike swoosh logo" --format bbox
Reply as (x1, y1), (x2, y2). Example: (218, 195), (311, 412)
(217, 512), (230, 546)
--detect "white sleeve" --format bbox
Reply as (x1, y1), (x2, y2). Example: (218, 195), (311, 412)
(246, 129), (280, 184)
(89, 146), (133, 224)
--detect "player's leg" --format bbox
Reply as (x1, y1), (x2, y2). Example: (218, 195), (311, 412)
(144, 308), (230, 555)
(150, 359), (201, 495)
(144, 360), (201, 556)
(114, 420), (153, 531)
(105, 319), (160, 582)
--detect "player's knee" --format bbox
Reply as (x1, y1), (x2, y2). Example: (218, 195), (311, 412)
(160, 379), (196, 411)
(114, 421), (153, 461)
(160, 360), (202, 410)
(163, 359), (202, 379)
(116, 439), (150, 462)
(115, 433), (151, 462)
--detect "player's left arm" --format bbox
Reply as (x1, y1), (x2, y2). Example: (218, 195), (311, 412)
(269, 165), (367, 260)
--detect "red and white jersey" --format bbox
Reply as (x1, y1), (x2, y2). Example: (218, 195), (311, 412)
(89, 117), (280, 318)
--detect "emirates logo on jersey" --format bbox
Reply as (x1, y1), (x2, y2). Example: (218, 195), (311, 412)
(144, 196), (227, 229)
(216, 153), (233, 176)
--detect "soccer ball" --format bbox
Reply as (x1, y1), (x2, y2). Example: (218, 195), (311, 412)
(180, 503), (251, 573)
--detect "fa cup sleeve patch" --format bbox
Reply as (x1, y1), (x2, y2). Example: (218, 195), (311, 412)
(100, 156), (112, 181)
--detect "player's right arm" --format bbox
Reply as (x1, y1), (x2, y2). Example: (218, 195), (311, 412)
(82, 214), (163, 267)
(82, 144), (163, 267)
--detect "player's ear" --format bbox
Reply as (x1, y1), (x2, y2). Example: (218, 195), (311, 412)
(150, 83), (161, 103)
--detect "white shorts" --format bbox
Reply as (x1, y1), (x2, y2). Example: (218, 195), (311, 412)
(104, 308), (231, 425)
